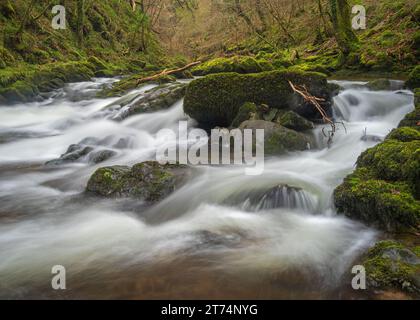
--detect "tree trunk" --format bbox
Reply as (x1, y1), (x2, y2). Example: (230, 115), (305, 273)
(76, 0), (85, 47)
(329, 0), (358, 54)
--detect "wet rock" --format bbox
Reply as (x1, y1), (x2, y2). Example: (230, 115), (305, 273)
(184, 70), (334, 128)
(225, 184), (315, 212)
(86, 161), (189, 202)
(88, 149), (117, 164)
(106, 83), (186, 121)
(276, 110), (314, 131)
(46, 144), (94, 165)
(239, 120), (311, 155)
(363, 241), (420, 294)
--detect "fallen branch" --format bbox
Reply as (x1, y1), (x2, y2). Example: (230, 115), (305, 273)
(288, 80), (346, 146)
(135, 61), (201, 85)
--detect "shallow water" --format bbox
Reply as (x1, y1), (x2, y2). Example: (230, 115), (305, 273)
(0, 78), (414, 299)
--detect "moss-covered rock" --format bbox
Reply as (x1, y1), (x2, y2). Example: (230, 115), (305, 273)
(406, 66), (420, 89)
(184, 70), (333, 128)
(276, 110), (315, 131)
(363, 240), (420, 293)
(86, 161), (189, 202)
(387, 127), (420, 142)
(239, 120), (310, 155)
(230, 102), (258, 128)
(191, 56), (270, 76)
(334, 168), (420, 232)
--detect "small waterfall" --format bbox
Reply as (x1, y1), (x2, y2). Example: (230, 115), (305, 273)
(226, 184), (317, 213)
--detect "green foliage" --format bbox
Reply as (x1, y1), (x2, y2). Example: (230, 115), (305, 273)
(406, 66), (420, 89)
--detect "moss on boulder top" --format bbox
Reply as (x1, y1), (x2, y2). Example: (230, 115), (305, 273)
(191, 56), (273, 76)
(184, 70), (333, 128)
(86, 161), (189, 202)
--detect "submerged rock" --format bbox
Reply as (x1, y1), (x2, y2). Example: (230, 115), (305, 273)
(363, 241), (420, 294)
(86, 161), (189, 202)
(184, 70), (334, 128)
(239, 120), (311, 155)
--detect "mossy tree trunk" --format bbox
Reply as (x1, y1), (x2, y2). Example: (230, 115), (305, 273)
(329, 0), (358, 54)
(76, 0), (85, 47)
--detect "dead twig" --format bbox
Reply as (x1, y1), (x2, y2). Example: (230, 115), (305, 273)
(135, 61), (201, 85)
(288, 80), (346, 146)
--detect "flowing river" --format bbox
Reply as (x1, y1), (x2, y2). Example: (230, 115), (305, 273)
(0, 77), (414, 299)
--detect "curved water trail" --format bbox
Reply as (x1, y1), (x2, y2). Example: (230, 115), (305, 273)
(0, 78), (414, 299)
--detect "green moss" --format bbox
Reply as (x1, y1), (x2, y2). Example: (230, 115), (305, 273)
(334, 171), (420, 232)
(191, 56), (267, 76)
(276, 110), (314, 131)
(230, 102), (257, 128)
(86, 161), (187, 202)
(387, 127), (420, 142)
(406, 66), (420, 89)
(356, 139), (420, 196)
(184, 70), (330, 128)
(363, 240), (420, 292)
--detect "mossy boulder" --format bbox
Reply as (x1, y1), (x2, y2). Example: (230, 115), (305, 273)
(406, 66), (420, 89)
(184, 70), (333, 128)
(363, 241), (420, 293)
(239, 120), (310, 155)
(191, 56), (270, 76)
(334, 169), (420, 232)
(230, 102), (258, 128)
(86, 161), (189, 202)
(276, 110), (314, 131)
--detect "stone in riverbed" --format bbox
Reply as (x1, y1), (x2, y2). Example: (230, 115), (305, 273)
(86, 161), (189, 202)
(275, 110), (315, 131)
(105, 83), (186, 121)
(239, 120), (311, 155)
(362, 240), (420, 294)
(184, 70), (334, 128)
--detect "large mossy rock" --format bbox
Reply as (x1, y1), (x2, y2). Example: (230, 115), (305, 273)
(363, 241), (420, 294)
(184, 70), (333, 128)
(334, 90), (420, 232)
(239, 120), (310, 155)
(86, 161), (189, 202)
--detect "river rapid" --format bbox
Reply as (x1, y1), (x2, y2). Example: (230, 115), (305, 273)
(0, 77), (414, 299)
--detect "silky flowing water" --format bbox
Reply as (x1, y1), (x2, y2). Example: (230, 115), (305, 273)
(0, 77), (414, 299)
